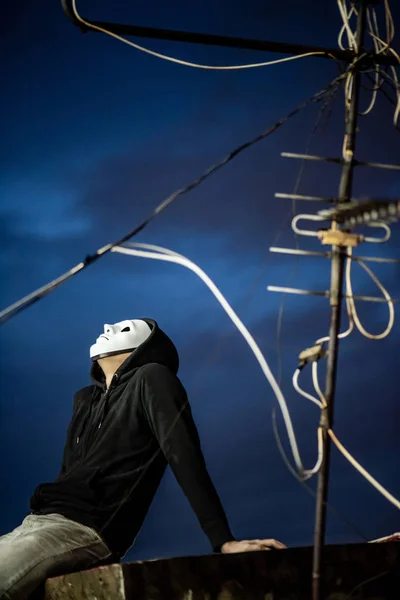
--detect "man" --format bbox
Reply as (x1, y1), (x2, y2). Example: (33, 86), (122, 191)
(0, 318), (286, 599)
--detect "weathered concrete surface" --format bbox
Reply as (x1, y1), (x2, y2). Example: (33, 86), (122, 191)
(45, 564), (124, 600)
(45, 542), (400, 600)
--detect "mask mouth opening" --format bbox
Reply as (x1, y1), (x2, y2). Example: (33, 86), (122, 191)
(91, 347), (137, 362)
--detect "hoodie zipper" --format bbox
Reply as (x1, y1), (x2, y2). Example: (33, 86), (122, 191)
(76, 374), (119, 452)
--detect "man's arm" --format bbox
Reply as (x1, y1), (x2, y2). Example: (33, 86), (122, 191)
(140, 364), (286, 554)
(140, 363), (235, 552)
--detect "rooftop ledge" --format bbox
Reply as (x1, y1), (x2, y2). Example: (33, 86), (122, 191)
(45, 542), (400, 600)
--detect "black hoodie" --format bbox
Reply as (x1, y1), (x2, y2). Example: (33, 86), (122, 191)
(29, 318), (235, 559)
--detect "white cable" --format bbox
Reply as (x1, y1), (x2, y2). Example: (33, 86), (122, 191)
(293, 368), (323, 408)
(363, 6), (397, 119)
(312, 361), (328, 407)
(364, 222), (392, 244)
(311, 356), (400, 511)
(317, 252), (355, 345)
(359, 69), (379, 116)
(390, 66), (400, 128)
(367, 29), (400, 128)
(291, 370), (324, 479)
(291, 213), (326, 237)
(337, 0), (358, 52)
(382, 0), (395, 46)
(328, 429), (400, 510)
(316, 309), (354, 345)
(346, 247), (395, 339)
(303, 427), (324, 479)
(112, 242), (308, 477)
(368, 7), (389, 54)
(70, 0), (334, 71)
(337, 0), (357, 117)
(338, 4), (357, 51)
(344, 69), (354, 110)
(358, 10), (381, 116)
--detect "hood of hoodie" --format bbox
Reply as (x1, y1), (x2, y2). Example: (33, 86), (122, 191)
(90, 318), (179, 389)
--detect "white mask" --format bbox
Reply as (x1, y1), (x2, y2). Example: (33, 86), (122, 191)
(90, 319), (152, 360)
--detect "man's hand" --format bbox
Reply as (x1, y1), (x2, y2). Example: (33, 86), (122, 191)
(221, 539), (286, 553)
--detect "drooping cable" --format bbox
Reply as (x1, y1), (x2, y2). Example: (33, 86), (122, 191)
(293, 368), (323, 409)
(272, 379), (369, 542)
(295, 356), (400, 511)
(0, 74), (346, 326)
(328, 428), (400, 510)
(346, 247), (395, 340)
(70, 0), (336, 71)
(112, 241), (311, 477)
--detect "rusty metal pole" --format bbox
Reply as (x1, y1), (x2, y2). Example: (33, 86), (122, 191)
(312, 3), (368, 599)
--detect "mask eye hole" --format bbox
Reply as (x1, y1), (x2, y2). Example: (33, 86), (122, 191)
(121, 326), (130, 332)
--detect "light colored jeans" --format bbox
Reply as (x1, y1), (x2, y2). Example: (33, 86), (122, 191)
(0, 513), (112, 600)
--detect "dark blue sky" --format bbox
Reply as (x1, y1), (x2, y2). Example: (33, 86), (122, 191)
(1, 1), (399, 561)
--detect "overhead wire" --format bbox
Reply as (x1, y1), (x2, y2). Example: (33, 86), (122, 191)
(0, 73), (347, 326)
(187, 88), (346, 397)
(70, 0), (336, 71)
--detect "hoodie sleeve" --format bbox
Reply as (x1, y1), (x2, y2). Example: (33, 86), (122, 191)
(140, 363), (235, 552)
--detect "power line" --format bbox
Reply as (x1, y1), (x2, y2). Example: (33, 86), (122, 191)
(0, 74), (346, 326)
(70, 0), (336, 71)
(61, 0), (399, 66)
